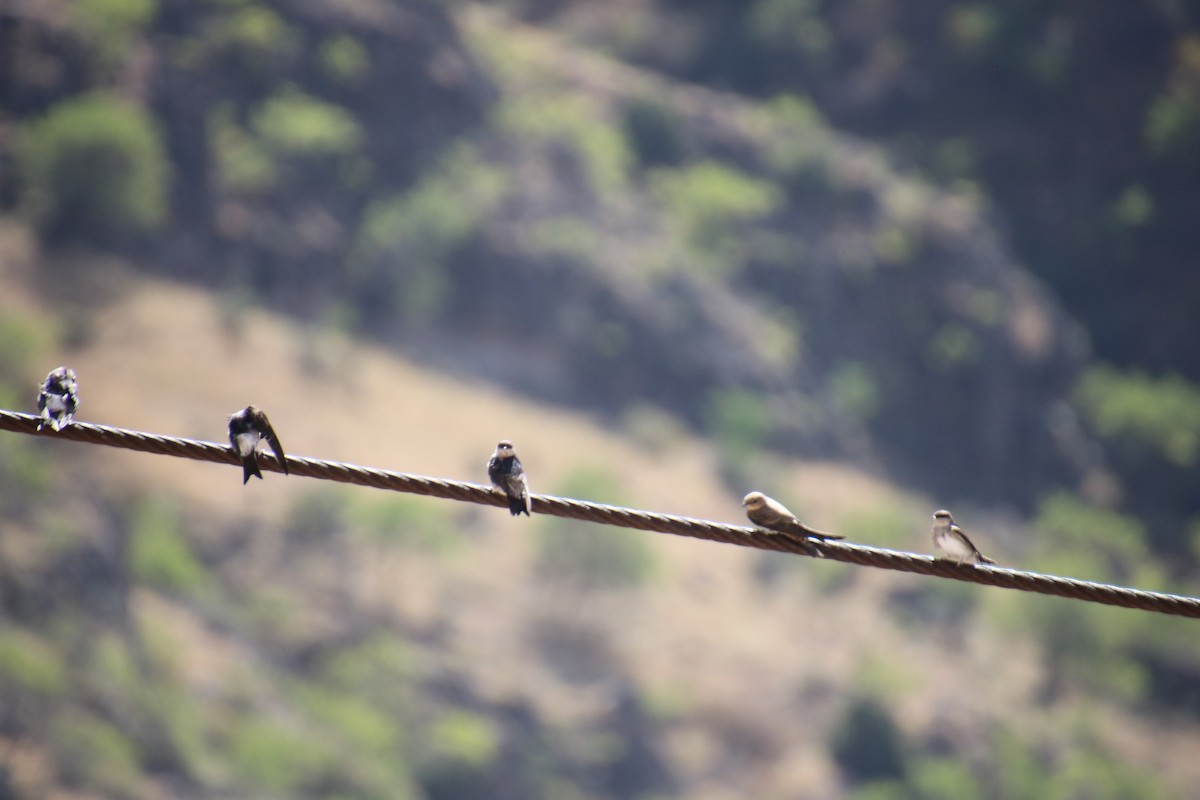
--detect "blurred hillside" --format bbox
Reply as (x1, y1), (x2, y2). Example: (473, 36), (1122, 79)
(2, 0), (1106, 513)
(2, 0), (1200, 798)
(1, 257), (1199, 800)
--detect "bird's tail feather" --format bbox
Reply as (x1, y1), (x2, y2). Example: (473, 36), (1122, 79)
(242, 455), (262, 484)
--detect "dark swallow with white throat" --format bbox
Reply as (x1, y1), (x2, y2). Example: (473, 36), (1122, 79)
(488, 439), (531, 516)
(228, 405), (288, 484)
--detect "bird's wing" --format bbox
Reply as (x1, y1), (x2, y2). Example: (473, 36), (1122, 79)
(954, 525), (993, 563)
(785, 518), (844, 540)
(262, 421), (288, 474)
(518, 472), (532, 512)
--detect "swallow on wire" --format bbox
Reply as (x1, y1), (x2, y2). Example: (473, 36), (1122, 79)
(931, 509), (996, 565)
(742, 491), (843, 557)
(37, 366), (79, 432)
(487, 439), (531, 516)
(228, 405), (288, 484)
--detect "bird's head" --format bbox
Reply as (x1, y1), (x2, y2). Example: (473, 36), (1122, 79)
(47, 366), (76, 385)
(933, 510), (953, 522)
(495, 440), (516, 457)
(742, 492), (767, 510)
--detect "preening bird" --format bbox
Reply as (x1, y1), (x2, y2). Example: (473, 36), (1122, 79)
(228, 405), (288, 484)
(37, 367), (79, 432)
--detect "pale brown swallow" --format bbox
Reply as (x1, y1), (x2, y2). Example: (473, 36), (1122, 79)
(931, 510), (995, 565)
(742, 491), (843, 556)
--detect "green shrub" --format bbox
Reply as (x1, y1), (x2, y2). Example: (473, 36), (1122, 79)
(251, 86), (361, 158)
(835, 502), (916, 551)
(16, 93), (169, 240)
(128, 497), (208, 592)
(51, 712), (142, 797)
(1020, 592), (1147, 703)
(905, 757), (984, 800)
(320, 34), (370, 84)
(431, 711), (500, 768)
(1076, 365), (1200, 466)
(988, 726), (1052, 799)
(72, 0), (157, 71)
(827, 361), (882, 422)
(227, 716), (332, 794)
(130, 681), (210, 777)
(764, 94), (834, 195)
(705, 388), (773, 461)
(747, 0), (831, 56)
(211, 3), (298, 68)
(417, 711), (502, 800)
(983, 726), (1171, 800)
(1050, 747), (1171, 800)
(298, 685), (400, 756)
(872, 224), (919, 266)
(498, 94), (631, 201)
(1145, 93), (1200, 160)
(705, 388), (780, 488)
(526, 215), (600, 262)
(536, 466), (657, 590)
(0, 627), (68, 698)
(1112, 184), (1154, 228)
(944, 4), (1001, 55)
(351, 142), (507, 322)
(924, 322), (980, 371)
(295, 684), (419, 798)
(351, 495), (459, 554)
(985, 494), (1155, 702)
(117, 616), (210, 776)
(649, 161), (782, 276)
(995, 573), (1147, 703)
(209, 104), (278, 193)
(317, 635), (415, 701)
(652, 158), (782, 224)
(1032, 492), (1148, 578)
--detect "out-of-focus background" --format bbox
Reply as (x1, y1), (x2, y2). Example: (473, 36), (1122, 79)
(2, 0), (1199, 797)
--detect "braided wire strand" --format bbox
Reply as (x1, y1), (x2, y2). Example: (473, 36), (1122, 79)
(3, 409), (1198, 618)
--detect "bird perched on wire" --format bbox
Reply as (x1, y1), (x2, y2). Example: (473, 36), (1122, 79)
(36, 366), (79, 432)
(931, 510), (995, 565)
(742, 491), (843, 557)
(488, 439), (531, 516)
(228, 405), (288, 484)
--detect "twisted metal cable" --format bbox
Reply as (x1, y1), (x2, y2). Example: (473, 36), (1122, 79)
(3, 409), (1199, 619)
